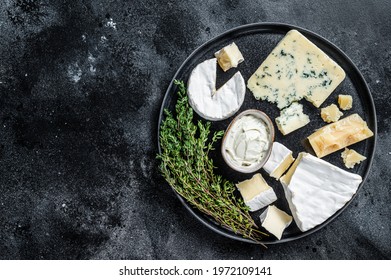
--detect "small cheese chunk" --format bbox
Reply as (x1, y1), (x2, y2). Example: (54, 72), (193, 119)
(247, 29), (346, 109)
(275, 102), (310, 135)
(307, 113), (374, 158)
(280, 152), (362, 232)
(320, 104), (343, 123)
(259, 205), (292, 240)
(341, 148), (366, 168)
(236, 173), (277, 212)
(214, 42), (244, 72)
(263, 142), (295, 179)
(338, 94), (353, 110)
(187, 58), (246, 121)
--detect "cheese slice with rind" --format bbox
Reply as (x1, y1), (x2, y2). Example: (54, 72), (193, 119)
(263, 142), (295, 179)
(307, 113), (374, 158)
(187, 58), (245, 121)
(259, 205), (292, 240)
(280, 152), (362, 232)
(236, 173), (277, 212)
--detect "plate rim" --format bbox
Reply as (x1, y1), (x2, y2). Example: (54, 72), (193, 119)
(157, 22), (378, 245)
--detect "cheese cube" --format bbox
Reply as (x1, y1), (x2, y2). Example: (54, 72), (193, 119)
(247, 29), (346, 109)
(307, 113), (374, 158)
(320, 104), (343, 123)
(263, 142), (295, 179)
(275, 102), (310, 135)
(280, 152), (362, 232)
(236, 173), (277, 212)
(338, 94), (353, 110)
(214, 42), (244, 72)
(341, 148), (366, 168)
(259, 205), (292, 240)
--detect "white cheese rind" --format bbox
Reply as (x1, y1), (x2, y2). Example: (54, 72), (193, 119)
(214, 42), (244, 72)
(236, 173), (277, 212)
(259, 205), (292, 240)
(246, 188), (277, 212)
(281, 152), (362, 232)
(263, 142), (293, 177)
(247, 30), (346, 109)
(187, 58), (246, 121)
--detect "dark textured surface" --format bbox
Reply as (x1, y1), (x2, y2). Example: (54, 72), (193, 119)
(0, 0), (390, 259)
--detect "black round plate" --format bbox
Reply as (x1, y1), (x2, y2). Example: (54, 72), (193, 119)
(157, 23), (377, 244)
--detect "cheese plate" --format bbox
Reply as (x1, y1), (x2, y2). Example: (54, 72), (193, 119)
(157, 23), (377, 244)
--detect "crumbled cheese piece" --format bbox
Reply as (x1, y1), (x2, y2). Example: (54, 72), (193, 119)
(275, 102), (310, 135)
(338, 94), (353, 110)
(320, 104), (343, 123)
(341, 148), (366, 168)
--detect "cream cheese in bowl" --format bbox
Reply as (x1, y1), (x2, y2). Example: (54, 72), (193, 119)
(222, 110), (274, 173)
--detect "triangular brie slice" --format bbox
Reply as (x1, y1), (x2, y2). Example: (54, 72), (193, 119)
(280, 152), (362, 232)
(236, 173), (277, 212)
(187, 58), (245, 121)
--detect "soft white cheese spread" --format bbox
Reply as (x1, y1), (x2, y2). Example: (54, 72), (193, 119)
(224, 115), (271, 168)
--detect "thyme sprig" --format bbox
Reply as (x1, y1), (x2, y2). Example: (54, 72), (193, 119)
(158, 80), (267, 244)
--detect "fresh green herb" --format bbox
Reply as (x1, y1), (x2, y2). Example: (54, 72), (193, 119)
(157, 80), (267, 245)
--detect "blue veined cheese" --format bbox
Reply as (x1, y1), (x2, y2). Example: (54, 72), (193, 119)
(280, 152), (362, 232)
(275, 102), (310, 135)
(187, 58), (245, 121)
(236, 173), (277, 212)
(247, 30), (346, 109)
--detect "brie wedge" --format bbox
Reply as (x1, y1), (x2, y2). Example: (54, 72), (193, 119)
(260, 205), (292, 240)
(236, 173), (277, 212)
(280, 152), (362, 232)
(263, 142), (295, 179)
(187, 58), (246, 121)
(214, 42), (244, 72)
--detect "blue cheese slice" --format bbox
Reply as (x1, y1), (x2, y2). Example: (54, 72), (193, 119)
(236, 173), (277, 212)
(247, 30), (346, 109)
(280, 152), (362, 232)
(188, 58), (245, 121)
(275, 102), (310, 135)
(263, 142), (295, 179)
(259, 205), (292, 240)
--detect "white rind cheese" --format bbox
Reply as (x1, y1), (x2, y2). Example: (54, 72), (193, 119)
(214, 42), (244, 72)
(275, 102), (310, 135)
(236, 173), (277, 212)
(187, 58), (246, 121)
(263, 142), (295, 179)
(260, 205), (292, 240)
(280, 152), (362, 232)
(247, 29), (346, 109)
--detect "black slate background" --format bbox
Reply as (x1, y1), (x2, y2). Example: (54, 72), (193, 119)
(0, 0), (390, 259)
